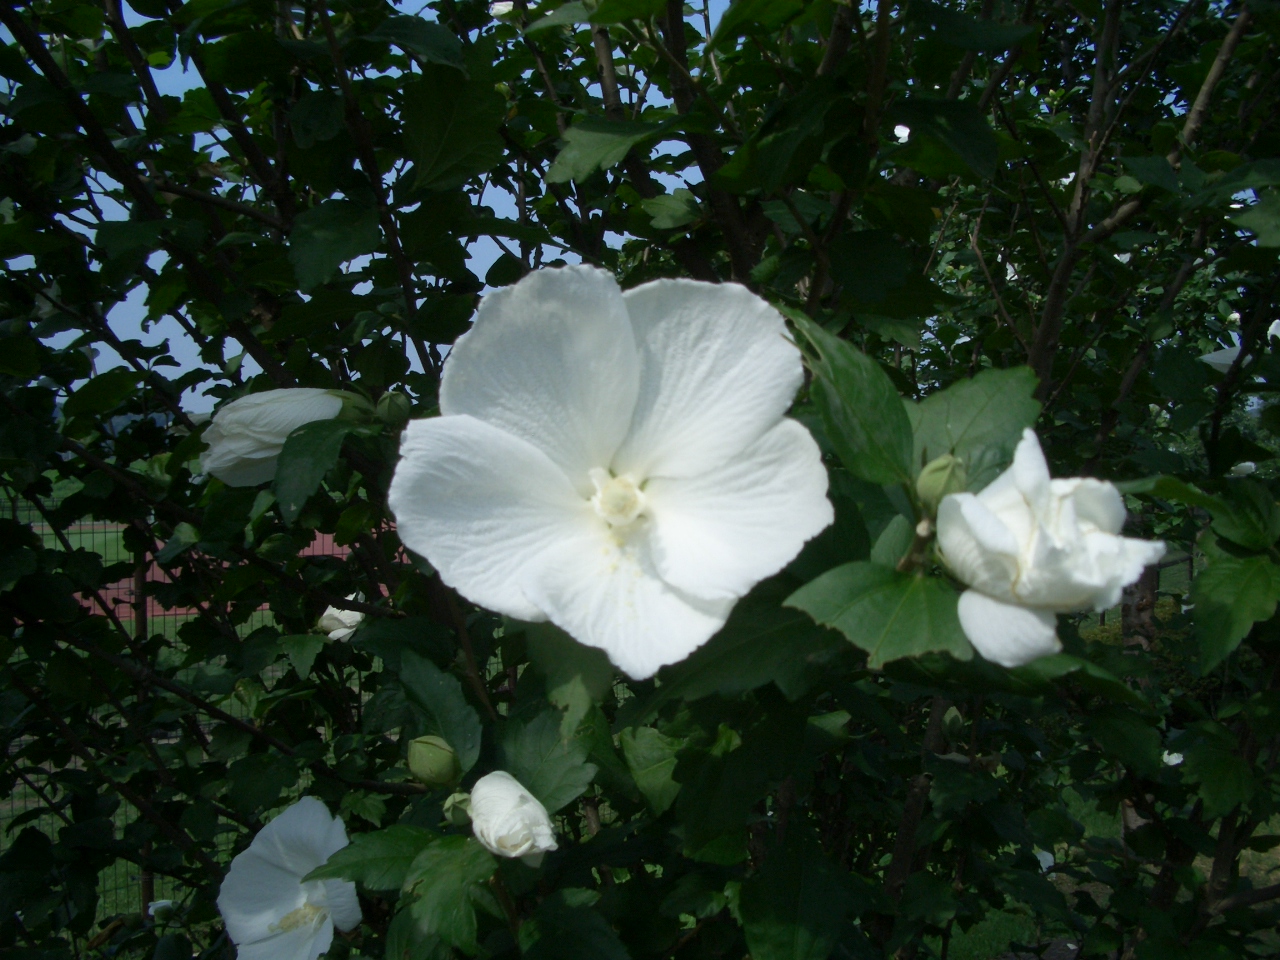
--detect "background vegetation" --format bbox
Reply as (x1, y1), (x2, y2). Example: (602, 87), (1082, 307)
(2, 0), (1279, 958)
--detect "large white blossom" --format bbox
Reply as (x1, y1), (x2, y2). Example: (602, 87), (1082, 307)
(387, 266), (832, 679)
(936, 429), (1165, 667)
(201, 388), (345, 487)
(217, 797), (361, 960)
(469, 771), (558, 867)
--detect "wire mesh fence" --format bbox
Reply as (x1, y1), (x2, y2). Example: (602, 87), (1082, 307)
(1, 497), (350, 924)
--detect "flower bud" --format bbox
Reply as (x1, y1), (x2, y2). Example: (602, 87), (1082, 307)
(915, 454), (966, 512)
(443, 790), (472, 827)
(408, 735), (460, 787)
(376, 391), (413, 425)
(469, 771), (558, 866)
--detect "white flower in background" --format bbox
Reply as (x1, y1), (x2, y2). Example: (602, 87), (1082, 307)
(34, 282), (61, 319)
(893, 124), (911, 143)
(387, 266), (832, 679)
(217, 797), (361, 960)
(1229, 461), (1258, 477)
(1162, 750), (1184, 766)
(1199, 320), (1280, 373)
(147, 899), (177, 921)
(201, 388), (344, 487)
(936, 429), (1165, 668)
(490, 1), (515, 15)
(469, 771), (558, 867)
(316, 597), (363, 641)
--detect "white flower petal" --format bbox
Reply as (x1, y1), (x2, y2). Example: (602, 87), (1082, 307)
(613, 279), (803, 479)
(439, 265), (639, 492)
(645, 419), (833, 601)
(322, 879), (362, 933)
(524, 518), (733, 679)
(247, 796), (350, 877)
(200, 388), (343, 487)
(936, 493), (1020, 599)
(957, 590), (1061, 667)
(218, 852), (308, 945)
(1054, 477), (1126, 535)
(234, 922), (332, 960)
(1199, 347), (1240, 373)
(388, 415), (588, 622)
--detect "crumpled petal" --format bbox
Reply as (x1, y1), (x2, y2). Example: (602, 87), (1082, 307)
(388, 415), (588, 622)
(1052, 476), (1126, 535)
(523, 516), (733, 680)
(957, 589), (1061, 668)
(613, 279), (803, 480)
(645, 419), (833, 602)
(439, 265), (639, 494)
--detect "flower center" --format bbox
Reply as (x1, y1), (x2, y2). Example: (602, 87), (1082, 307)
(589, 468), (646, 527)
(272, 901), (327, 933)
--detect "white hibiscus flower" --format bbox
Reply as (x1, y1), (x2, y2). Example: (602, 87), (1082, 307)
(217, 797), (361, 960)
(387, 266), (832, 679)
(201, 388), (345, 487)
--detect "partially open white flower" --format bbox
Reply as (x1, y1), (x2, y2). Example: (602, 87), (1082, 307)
(936, 429), (1165, 667)
(316, 598), (363, 641)
(893, 124), (911, 143)
(1230, 461), (1258, 477)
(1162, 750), (1184, 766)
(217, 797), (361, 960)
(201, 388), (345, 487)
(387, 266), (832, 679)
(469, 771), (558, 867)
(490, 1), (515, 16)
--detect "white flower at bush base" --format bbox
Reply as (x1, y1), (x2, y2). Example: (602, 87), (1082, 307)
(469, 771), (558, 867)
(387, 266), (832, 679)
(201, 388), (345, 487)
(217, 797), (361, 960)
(316, 599), (363, 641)
(935, 429), (1165, 668)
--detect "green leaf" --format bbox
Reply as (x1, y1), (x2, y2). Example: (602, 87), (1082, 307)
(1117, 475), (1226, 514)
(525, 1), (591, 32)
(1089, 709), (1162, 778)
(1231, 191), (1280, 247)
(828, 230), (913, 304)
(740, 837), (855, 960)
(63, 369), (144, 418)
(792, 314), (913, 485)
(502, 709), (597, 813)
(400, 650), (483, 775)
(786, 562), (973, 668)
(1192, 544), (1280, 671)
(523, 889), (629, 960)
(402, 66), (505, 192)
(0, 336), (40, 378)
(711, 0), (805, 48)
(591, 0), (667, 23)
(889, 98), (999, 179)
(272, 418), (353, 525)
(1122, 155), (1181, 193)
(403, 836), (496, 955)
(646, 597), (849, 710)
(280, 634), (325, 678)
(619, 726), (684, 815)
(305, 825), (438, 890)
(1182, 744), (1255, 818)
(547, 118), (663, 184)
(526, 622), (615, 737)
(365, 16), (465, 70)
(226, 753), (299, 813)
(288, 200), (382, 293)
(915, 2), (1038, 50)
(385, 908), (447, 960)
(906, 367), (1041, 487)
(1211, 480), (1280, 551)
(641, 188), (700, 229)
(97, 220), (163, 261)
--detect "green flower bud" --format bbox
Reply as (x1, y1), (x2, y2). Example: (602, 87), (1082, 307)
(408, 735), (460, 787)
(916, 454), (966, 513)
(376, 391), (413, 425)
(443, 789), (472, 826)
(333, 390), (376, 421)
